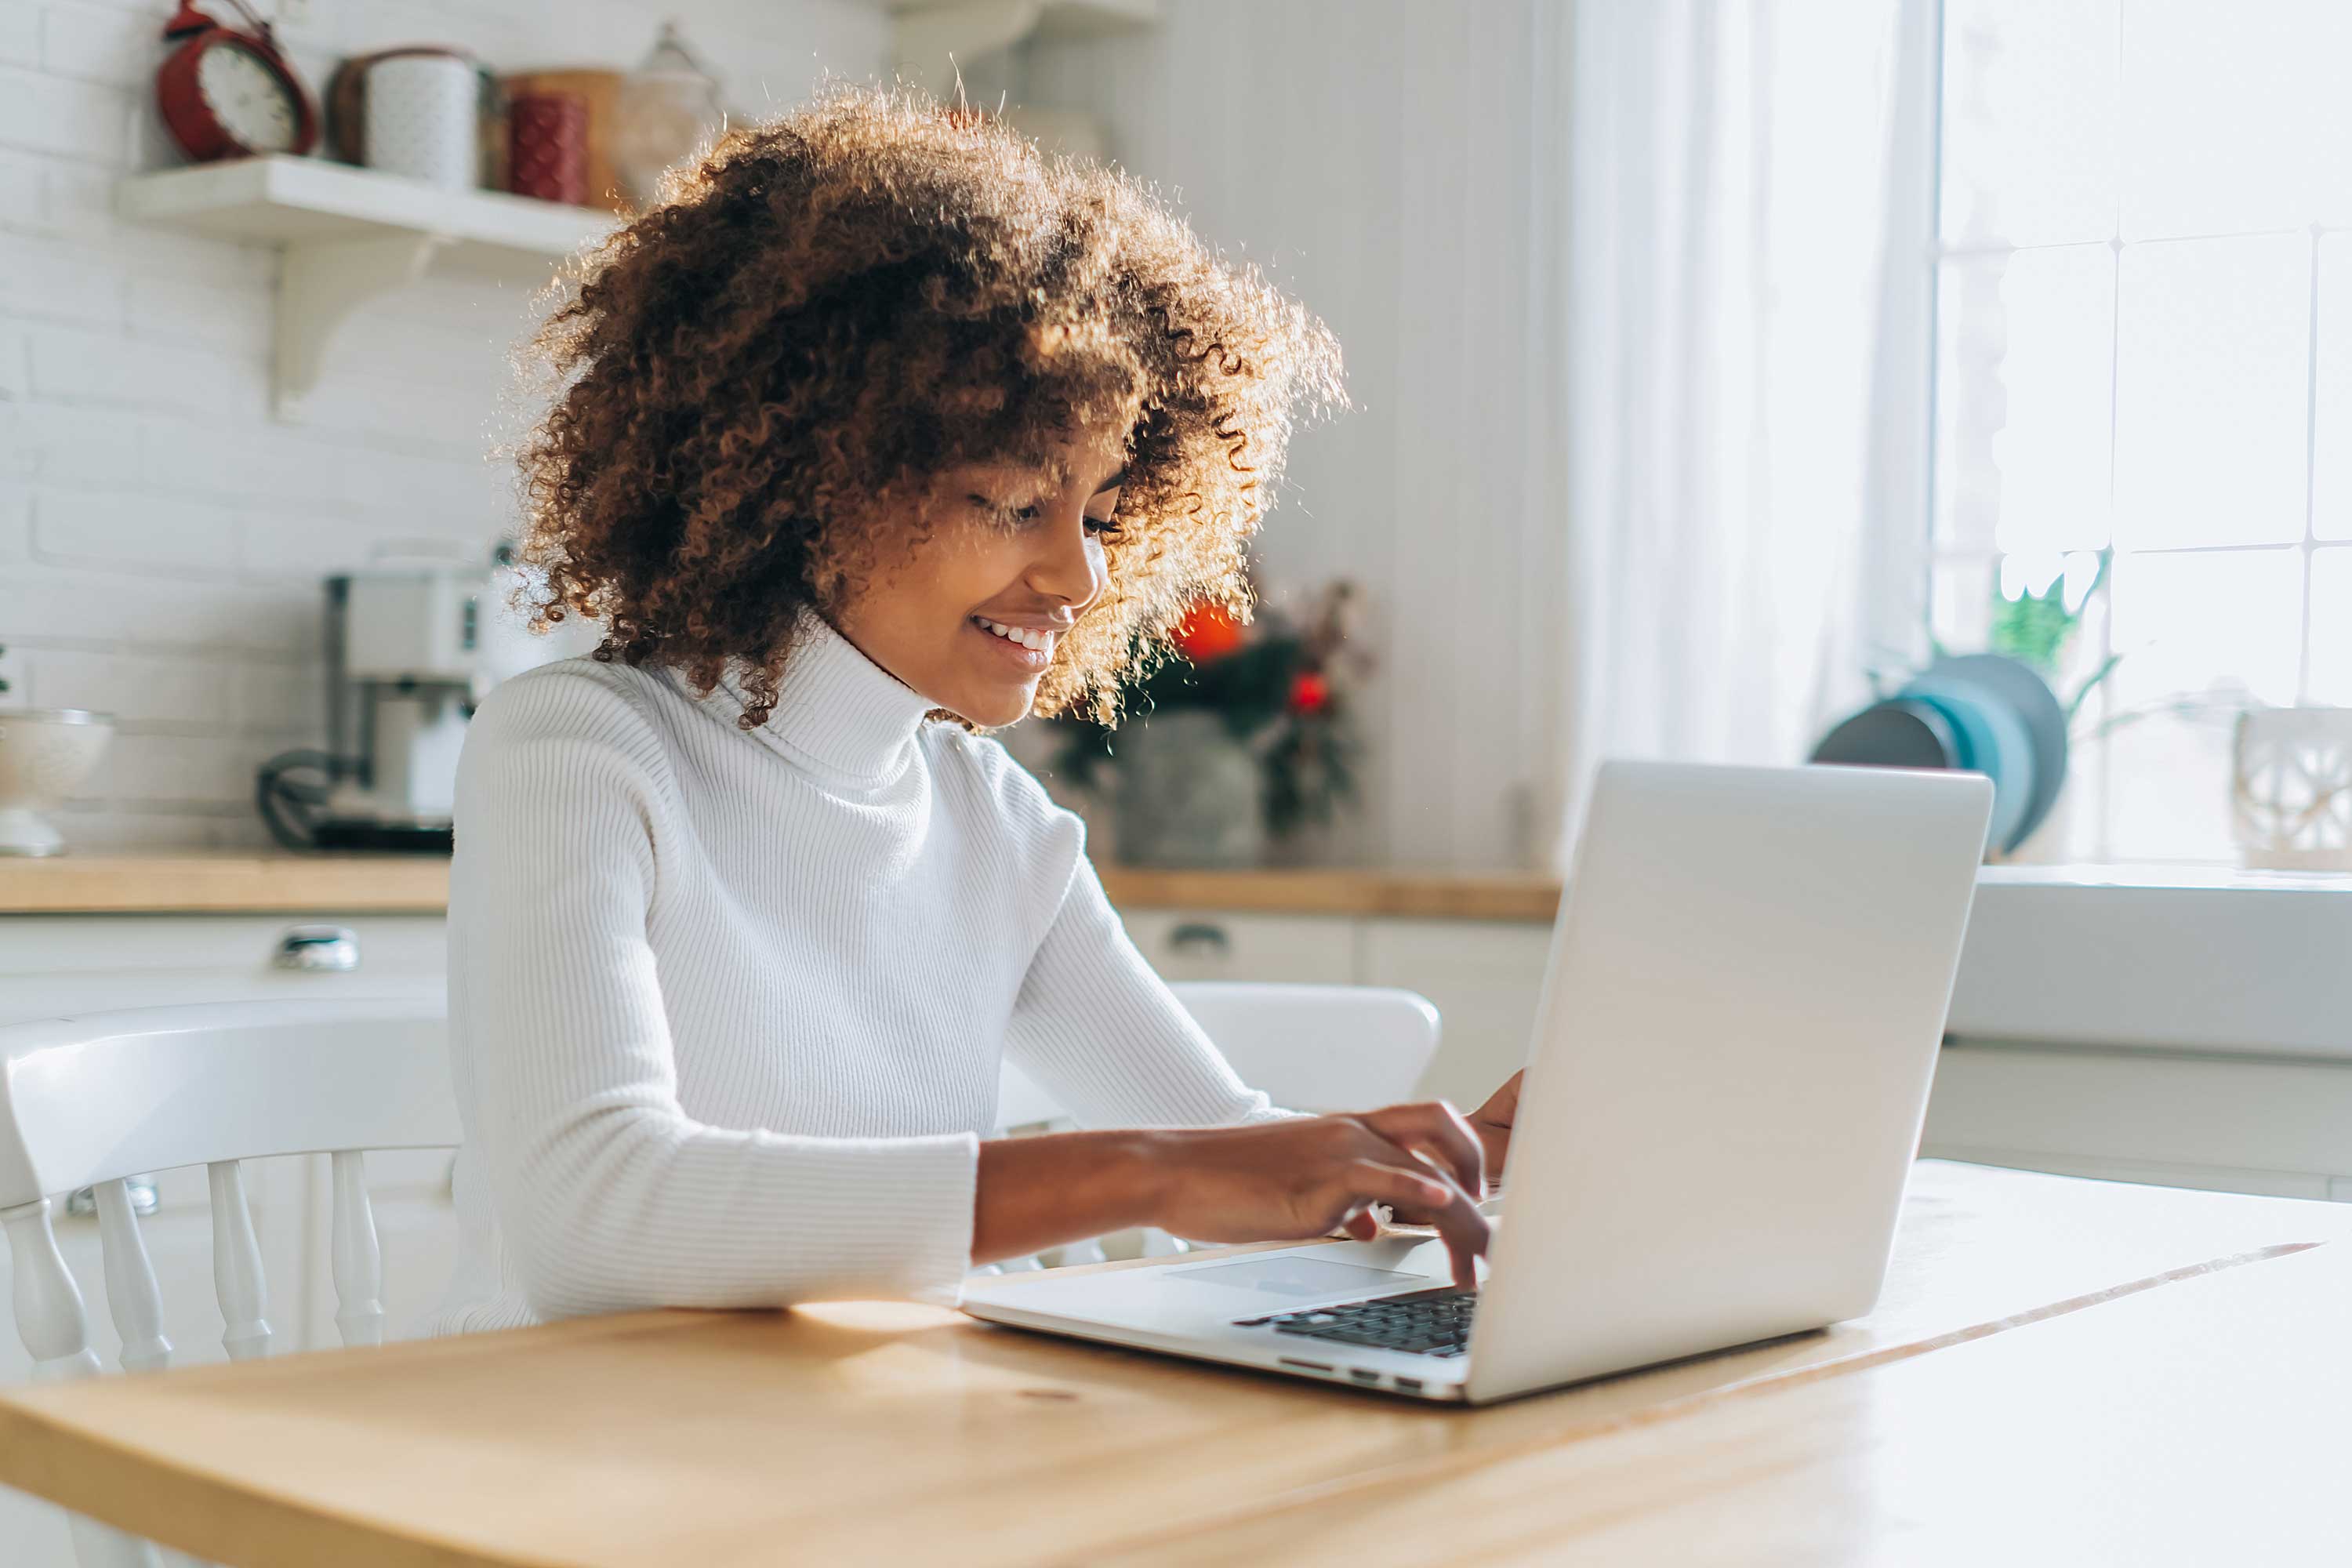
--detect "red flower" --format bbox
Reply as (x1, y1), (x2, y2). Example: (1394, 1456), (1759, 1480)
(1289, 670), (1330, 715)
(1171, 601), (1245, 663)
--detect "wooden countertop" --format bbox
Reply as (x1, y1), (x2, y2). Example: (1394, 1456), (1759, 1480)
(0, 854), (454, 914)
(3, 1163), (2346, 1566)
(1096, 866), (1561, 921)
(0, 853), (1561, 921)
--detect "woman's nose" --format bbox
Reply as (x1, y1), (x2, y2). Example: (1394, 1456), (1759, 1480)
(1025, 505), (1107, 611)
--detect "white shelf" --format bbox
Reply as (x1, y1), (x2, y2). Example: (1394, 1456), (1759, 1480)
(884, 0), (1159, 99)
(114, 157), (617, 420)
(117, 155), (612, 265)
(880, 0), (1159, 38)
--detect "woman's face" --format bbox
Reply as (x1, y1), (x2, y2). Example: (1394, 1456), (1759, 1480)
(832, 426), (1127, 728)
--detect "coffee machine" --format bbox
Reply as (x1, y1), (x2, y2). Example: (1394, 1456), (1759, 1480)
(257, 545), (599, 851)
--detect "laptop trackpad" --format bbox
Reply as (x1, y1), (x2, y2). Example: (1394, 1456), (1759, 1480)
(1171, 1256), (1428, 1299)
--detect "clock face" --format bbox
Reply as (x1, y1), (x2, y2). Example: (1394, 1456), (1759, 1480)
(197, 40), (299, 154)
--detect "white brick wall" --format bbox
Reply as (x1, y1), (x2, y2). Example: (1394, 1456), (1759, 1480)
(0, 0), (889, 850)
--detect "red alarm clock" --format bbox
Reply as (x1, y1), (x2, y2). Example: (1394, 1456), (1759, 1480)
(154, 0), (319, 162)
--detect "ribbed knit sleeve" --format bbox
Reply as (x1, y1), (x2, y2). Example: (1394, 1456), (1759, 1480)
(1004, 852), (1301, 1131)
(447, 673), (979, 1318)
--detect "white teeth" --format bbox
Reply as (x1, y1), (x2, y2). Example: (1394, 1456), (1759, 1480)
(978, 618), (1054, 655)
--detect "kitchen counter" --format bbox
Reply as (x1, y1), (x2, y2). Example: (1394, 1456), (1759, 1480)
(0, 854), (453, 914)
(0, 853), (1563, 921)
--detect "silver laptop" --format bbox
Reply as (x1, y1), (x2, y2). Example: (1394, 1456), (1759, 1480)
(962, 760), (1994, 1405)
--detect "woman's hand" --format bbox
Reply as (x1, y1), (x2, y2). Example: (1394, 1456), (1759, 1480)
(1377, 1071), (1523, 1234)
(1138, 1102), (1491, 1288)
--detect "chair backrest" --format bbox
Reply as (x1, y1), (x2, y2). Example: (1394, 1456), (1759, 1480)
(0, 996), (458, 1567)
(997, 982), (1443, 1127)
(1, 996), (457, 1363)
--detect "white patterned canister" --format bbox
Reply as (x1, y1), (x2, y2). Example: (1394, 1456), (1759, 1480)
(364, 53), (478, 191)
(2232, 706), (2352, 872)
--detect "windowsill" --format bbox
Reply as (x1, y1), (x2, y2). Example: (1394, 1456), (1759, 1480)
(1978, 862), (2352, 894)
(1952, 863), (2352, 1062)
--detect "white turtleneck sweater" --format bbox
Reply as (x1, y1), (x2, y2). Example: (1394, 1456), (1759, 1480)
(426, 616), (1284, 1335)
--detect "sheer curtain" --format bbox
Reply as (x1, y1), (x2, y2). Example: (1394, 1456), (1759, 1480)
(1521, 0), (1942, 870)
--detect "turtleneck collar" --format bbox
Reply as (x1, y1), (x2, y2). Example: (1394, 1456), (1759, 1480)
(673, 614), (938, 782)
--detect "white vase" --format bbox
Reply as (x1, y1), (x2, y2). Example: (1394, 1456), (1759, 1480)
(1112, 710), (1265, 869)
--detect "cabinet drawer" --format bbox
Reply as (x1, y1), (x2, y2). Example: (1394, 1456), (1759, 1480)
(1120, 910), (1355, 985)
(0, 914), (448, 1027)
(0, 914), (448, 978)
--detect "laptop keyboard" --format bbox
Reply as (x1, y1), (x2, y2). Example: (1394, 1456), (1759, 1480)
(1236, 1286), (1477, 1358)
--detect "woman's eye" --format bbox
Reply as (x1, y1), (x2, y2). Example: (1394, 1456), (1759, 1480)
(967, 492), (1037, 522)
(1084, 515), (1121, 537)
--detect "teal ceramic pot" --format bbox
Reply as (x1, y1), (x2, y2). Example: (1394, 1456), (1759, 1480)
(1900, 673), (2037, 853)
(1809, 654), (2069, 855)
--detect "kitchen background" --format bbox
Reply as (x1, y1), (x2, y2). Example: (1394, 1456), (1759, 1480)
(0, 0), (1561, 871)
(0, 0), (2338, 1174)
(4, 16), (2352, 1561)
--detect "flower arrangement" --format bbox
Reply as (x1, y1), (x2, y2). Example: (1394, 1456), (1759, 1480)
(1054, 579), (1369, 840)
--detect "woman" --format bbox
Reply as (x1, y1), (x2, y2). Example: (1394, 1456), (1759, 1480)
(429, 88), (1521, 1335)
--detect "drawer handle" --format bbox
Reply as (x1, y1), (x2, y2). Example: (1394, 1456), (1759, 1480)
(1167, 922), (1232, 956)
(275, 924), (360, 972)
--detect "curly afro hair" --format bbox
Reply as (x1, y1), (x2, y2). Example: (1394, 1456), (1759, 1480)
(508, 82), (1345, 731)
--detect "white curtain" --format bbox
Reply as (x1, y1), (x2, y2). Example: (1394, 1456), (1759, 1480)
(1521, 0), (1942, 870)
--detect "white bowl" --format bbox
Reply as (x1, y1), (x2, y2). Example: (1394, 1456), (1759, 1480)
(0, 708), (115, 856)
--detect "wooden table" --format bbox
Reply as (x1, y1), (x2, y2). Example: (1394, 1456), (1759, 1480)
(3, 1161), (2348, 1566)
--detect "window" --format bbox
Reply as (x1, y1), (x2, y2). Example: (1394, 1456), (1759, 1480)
(1933, 0), (2350, 862)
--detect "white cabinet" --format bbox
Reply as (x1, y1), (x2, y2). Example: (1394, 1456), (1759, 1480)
(1922, 1040), (2352, 1201)
(1114, 909), (1552, 1105)
(1359, 919), (1553, 1109)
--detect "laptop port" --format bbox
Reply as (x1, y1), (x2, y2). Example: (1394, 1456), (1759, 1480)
(1349, 1369), (1381, 1383)
(1277, 1358), (1334, 1374)
(1393, 1377), (1424, 1392)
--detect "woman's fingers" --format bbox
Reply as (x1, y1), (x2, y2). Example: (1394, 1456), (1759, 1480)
(1342, 1160), (1490, 1289)
(1341, 1158), (1457, 1215)
(1360, 1102), (1487, 1200)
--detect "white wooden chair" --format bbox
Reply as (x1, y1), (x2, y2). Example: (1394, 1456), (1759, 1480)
(0, 996), (459, 1568)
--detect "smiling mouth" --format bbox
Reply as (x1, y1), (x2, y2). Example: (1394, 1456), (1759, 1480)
(971, 615), (1058, 668)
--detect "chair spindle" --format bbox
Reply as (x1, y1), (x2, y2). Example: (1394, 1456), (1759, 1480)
(93, 1180), (172, 1374)
(328, 1150), (385, 1348)
(205, 1161), (271, 1362)
(2, 1196), (101, 1381)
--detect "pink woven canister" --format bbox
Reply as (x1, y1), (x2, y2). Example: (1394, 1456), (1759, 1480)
(508, 91), (587, 205)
